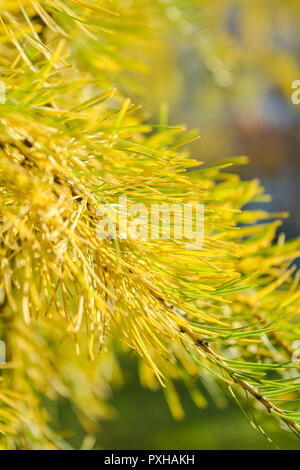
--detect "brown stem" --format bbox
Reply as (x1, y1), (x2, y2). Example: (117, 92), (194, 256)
(180, 326), (300, 437)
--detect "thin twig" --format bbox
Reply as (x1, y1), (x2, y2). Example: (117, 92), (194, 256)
(180, 326), (300, 437)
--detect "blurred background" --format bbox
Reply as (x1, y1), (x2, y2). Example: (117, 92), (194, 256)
(59, 0), (300, 449)
(57, 358), (300, 449)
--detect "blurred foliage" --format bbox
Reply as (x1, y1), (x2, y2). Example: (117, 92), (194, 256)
(0, 0), (299, 450)
(54, 358), (300, 450)
(133, 0), (300, 237)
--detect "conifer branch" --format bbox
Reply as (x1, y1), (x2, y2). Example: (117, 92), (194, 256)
(180, 326), (300, 437)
